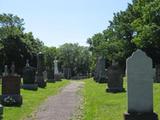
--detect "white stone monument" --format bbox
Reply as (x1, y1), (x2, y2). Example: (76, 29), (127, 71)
(124, 49), (158, 120)
(54, 60), (59, 74)
(54, 59), (61, 81)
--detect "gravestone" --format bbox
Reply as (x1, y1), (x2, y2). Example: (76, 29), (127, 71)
(47, 66), (55, 83)
(155, 64), (160, 83)
(124, 49), (158, 120)
(94, 56), (107, 83)
(36, 52), (47, 88)
(0, 105), (3, 119)
(43, 70), (48, 82)
(106, 61), (125, 93)
(1, 64), (22, 106)
(93, 57), (100, 81)
(22, 60), (38, 90)
(63, 67), (71, 79)
(54, 60), (61, 81)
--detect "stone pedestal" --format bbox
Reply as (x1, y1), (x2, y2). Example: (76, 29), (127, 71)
(124, 112), (158, 120)
(1, 94), (22, 106)
(1, 75), (22, 106)
(22, 84), (38, 90)
(54, 74), (61, 81)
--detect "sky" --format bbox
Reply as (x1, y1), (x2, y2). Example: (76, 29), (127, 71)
(0, 0), (132, 47)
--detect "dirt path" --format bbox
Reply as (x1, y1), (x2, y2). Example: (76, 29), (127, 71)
(26, 81), (84, 120)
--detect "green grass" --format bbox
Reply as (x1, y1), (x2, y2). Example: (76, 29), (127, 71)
(3, 80), (70, 120)
(82, 78), (160, 120)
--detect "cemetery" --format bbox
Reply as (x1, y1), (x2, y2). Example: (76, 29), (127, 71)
(0, 0), (160, 120)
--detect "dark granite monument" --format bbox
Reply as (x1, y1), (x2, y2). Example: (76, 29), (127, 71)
(47, 68), (55, 83)
(22, 60), (38, 90)
(106, 61), (125, 93)
(1, 63), (22, 106)
(36, 52), (47, 88)
(63, 67), (71, 79)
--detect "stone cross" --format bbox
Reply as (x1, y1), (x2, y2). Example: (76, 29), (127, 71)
(54, 60), (59, 74)
(126, 49), (153, 113)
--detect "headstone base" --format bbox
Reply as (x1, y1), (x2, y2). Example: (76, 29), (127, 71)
(124, 112), (158, 120)
(106, 87), (125, 93)
(98, 78), (107, 83)
(36, 76), (47, 88)
(22, 84), (38, 90)
(1, 94), (22, 106)
(54, 74), (61, 81)
(47, 79), (55, 83)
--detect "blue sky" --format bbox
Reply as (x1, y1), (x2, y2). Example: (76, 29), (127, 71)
(1, 0), (132, 47)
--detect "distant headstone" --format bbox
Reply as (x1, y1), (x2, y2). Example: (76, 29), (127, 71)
(155, 64), (160, 83)
(94, 56), (107, 83)
(124, 49), (158, 120)
(63, 68), (71, 79)
(1, 65), (22, 106)
(36, 52), (47, 88)
(43, 70), (48, 81)
(47, 67), (55, 83)
(54, 60), (61, 81)
(0, 104), (3, 119)
(22, 60), (38, 90)
(106, 61), (125, 93)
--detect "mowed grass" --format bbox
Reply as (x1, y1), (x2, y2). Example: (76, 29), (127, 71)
(3, 80), (70, 120)
(82, 78), (160, 120)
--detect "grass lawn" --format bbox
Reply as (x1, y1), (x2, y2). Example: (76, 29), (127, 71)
(82, 78), (160, 120)
(3, 80), (70, 120)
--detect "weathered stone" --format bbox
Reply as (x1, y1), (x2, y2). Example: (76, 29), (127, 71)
(94, 56), (107, 83)
(124, 49), (158, 120)
(106, 62), (125, 93)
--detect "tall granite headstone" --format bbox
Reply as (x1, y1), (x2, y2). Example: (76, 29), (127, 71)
(36, 52), (47, 88)
(1, 64), (22, 106)
(106, 61), (125, 93)
(124, 49), (158, 120)
(54, 60), (61, 81)
(47, 66), (55, 83)
(22, 60), (38, 90)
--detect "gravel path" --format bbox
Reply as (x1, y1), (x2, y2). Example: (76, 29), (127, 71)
(26, 81), (84, 120)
